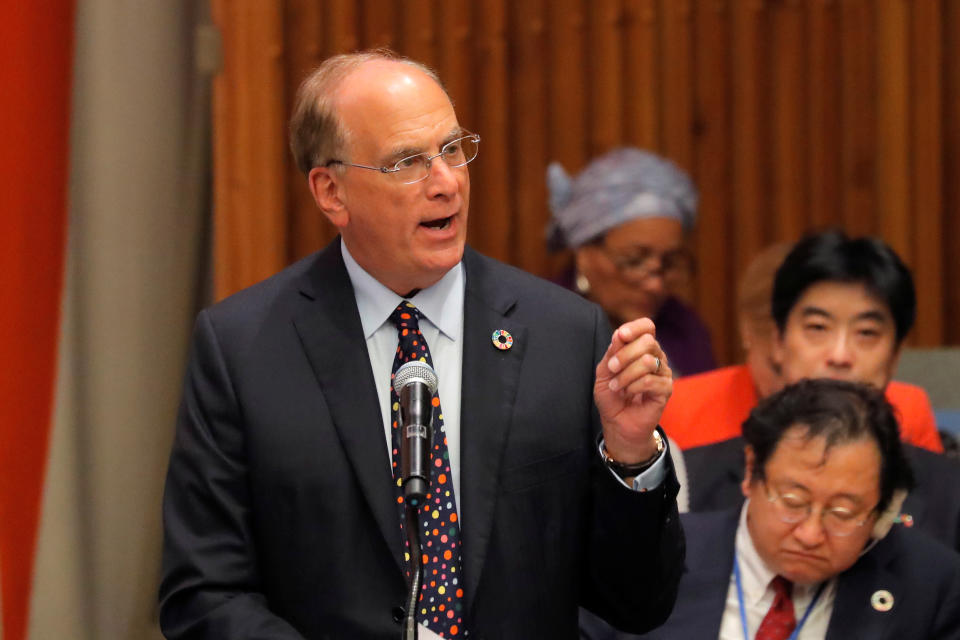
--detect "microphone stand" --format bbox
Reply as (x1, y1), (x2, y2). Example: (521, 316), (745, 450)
(402, 497), (424, 640)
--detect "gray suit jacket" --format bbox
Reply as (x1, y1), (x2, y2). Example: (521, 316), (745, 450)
(581, 507), (960, 639)
(159, 240), (684, 639)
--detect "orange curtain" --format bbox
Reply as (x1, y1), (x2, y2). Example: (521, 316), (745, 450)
(0, 3), (75, 639)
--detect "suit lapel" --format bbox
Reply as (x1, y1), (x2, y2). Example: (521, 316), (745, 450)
(695, 510), (740, 636)
(826, 534), (900, 640)
(648, 510), (740, 638)
(458, 248), (527, 616)
(292, 241), (405, 573)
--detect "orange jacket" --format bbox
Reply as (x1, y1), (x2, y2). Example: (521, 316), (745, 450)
(661, 364), (944, 453)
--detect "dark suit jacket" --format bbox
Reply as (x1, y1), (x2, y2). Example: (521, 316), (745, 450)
(159, 241), (684, 640)
(581, 508), (960, 640)
(682, 436), (960, 553)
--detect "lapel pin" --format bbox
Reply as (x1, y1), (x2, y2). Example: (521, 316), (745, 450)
(871, 589), (894, 612)
(491, 329), (513, 351)
(896, 513), (914, 527)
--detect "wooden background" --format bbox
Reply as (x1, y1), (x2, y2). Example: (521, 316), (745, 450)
(211, 0), (960, 365)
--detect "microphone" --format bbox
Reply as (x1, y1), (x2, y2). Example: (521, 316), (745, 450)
(392, 360), (438, 505)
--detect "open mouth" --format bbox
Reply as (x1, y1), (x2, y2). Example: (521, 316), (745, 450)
(421, 215), (453, 230)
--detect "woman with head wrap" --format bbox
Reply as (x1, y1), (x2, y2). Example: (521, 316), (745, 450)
(547, 148), (715, 377)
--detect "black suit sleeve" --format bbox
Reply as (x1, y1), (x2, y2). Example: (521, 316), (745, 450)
(579, 305), (686, 634)
(159, 311), (306, 640)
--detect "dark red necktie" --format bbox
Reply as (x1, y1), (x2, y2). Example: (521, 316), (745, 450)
(756, 575), (796, 640)
(390, 301), (465, 637)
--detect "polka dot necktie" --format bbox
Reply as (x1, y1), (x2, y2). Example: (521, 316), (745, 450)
(389, 301), (465, 637)
(756, 575), (796, 640)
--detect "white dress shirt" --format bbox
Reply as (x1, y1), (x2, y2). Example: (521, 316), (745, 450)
(719, 501), (836, 639)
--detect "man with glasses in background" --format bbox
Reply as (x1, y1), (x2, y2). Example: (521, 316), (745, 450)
(582, 378), (960, 639)
(159, 50), (683, 639)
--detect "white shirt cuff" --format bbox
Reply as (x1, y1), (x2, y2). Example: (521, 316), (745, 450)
(597, 435), (668, 492)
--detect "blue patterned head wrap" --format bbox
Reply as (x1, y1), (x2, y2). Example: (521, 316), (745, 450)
(546, 148), (698, 250)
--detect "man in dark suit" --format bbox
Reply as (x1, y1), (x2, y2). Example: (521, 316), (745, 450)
(582, 379), (960, 639)
(680, 232), (960, 553)
(684, 436), (960, 553)
(159, 50), (684, 639)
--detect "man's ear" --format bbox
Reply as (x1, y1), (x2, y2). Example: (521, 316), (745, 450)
(308, 166), (349, 228)
(741, 445), (756, 498)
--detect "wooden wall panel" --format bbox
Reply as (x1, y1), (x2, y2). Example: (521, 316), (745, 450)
(469, 0), (510, 262)
(548, 0), (587, 172)
(771, 1), (806, 242)
(284, 0), (327, 261)
(360, 0), (396, 49)
(806, 0), (842, 230)
(730, 1), (769, 279)
(437, 0), (474, 131)
(213, 0), (960, 363)
(693, 0), (734, 364)
(840, 0), (878, 237)
(509, 0), (549, 275)
(660, 0), (695, 171)
(876, 0), (911, 261)
(911, 0), (944, 345)
(623, 0), (660, 150)
(946, 1), (960, 346)
(212, 1), (288, 297)
(588, 0), (624, 154)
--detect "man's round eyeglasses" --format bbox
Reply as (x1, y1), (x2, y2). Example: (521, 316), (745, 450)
(326, 133), (480, 185)
(764, 481), (876, 537)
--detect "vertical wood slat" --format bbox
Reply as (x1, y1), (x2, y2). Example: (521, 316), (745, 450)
(730, 0), (768, 278)
(623, 0), (660, 150)
(548, 0), (588, 173)
(806, 0), (842, 231)
(284, 0), (329, 261)
(655, 0), (697, 333)
(469, 0), (510, 262)
(510, 0), (549, 275)
(660, 0), (695, 171)
(693, 0), (735, 364)
(360, 0), (396, 49)
(438, 0), (475, 133)
(589, 0), (624, 154)
(325, 0), (359, 54)
(911, 0), (944, 346)
(399, 0), (436, 69)
(542, 0), (588, 280)
(945, 1), (960, 346)
(771, 1), (807, 242)
(875, 0), (912, 262)
(839, 0), (877, 237)
(212, 1), (288, 300)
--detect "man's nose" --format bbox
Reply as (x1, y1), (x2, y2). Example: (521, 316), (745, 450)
(826, 331), (854, 368)
(424, 156), (459, 197)
(792, 511), (827, 548)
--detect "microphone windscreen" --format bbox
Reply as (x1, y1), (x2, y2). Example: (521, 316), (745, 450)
(393, 360), (438, 396)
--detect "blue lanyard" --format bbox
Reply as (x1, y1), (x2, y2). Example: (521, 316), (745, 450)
(733, 554), (826, 640)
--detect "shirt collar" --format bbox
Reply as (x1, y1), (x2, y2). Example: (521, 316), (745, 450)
(341, 238), (464, 341)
